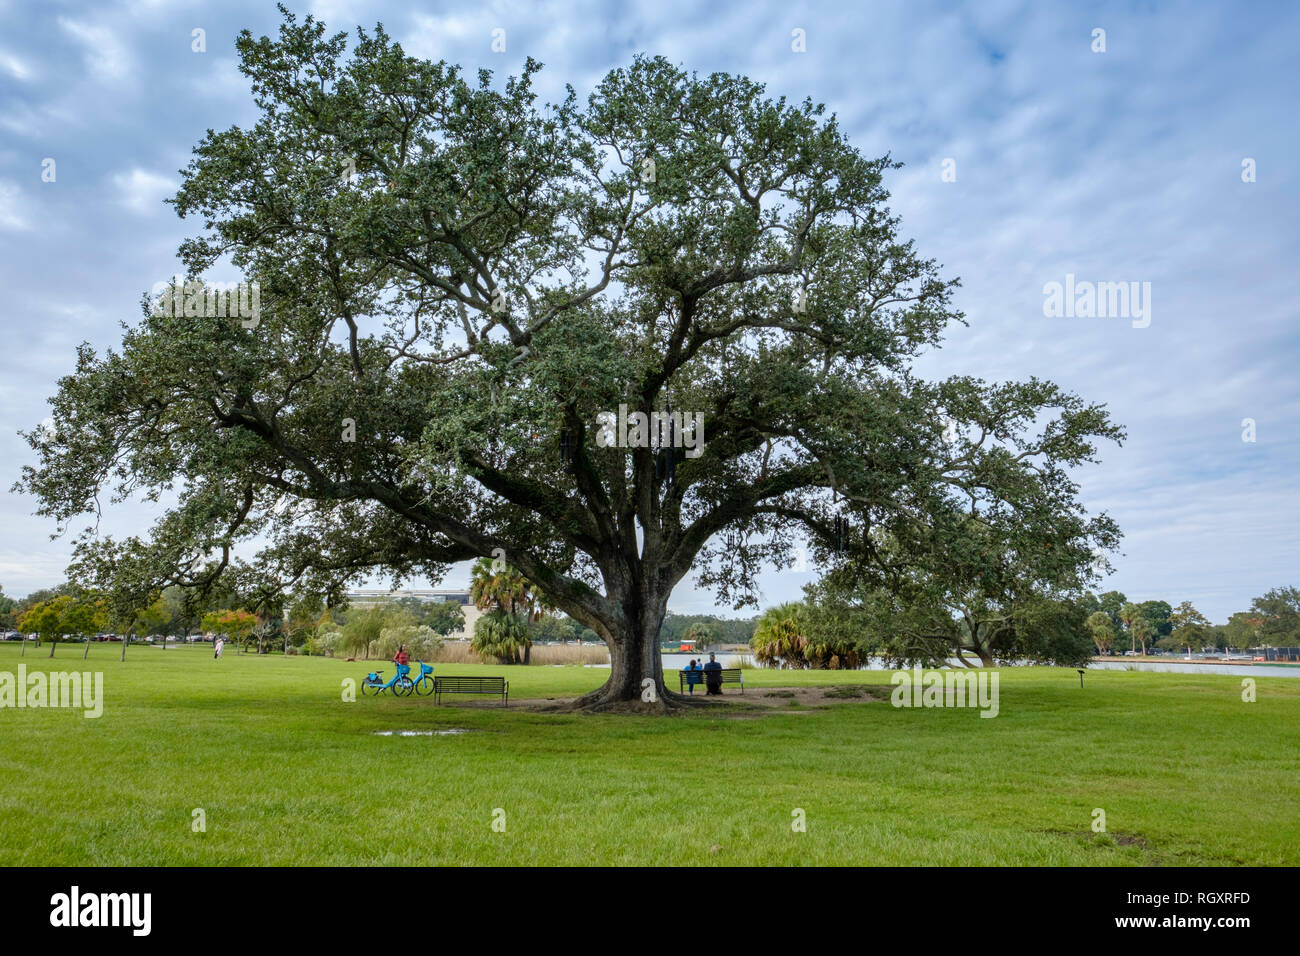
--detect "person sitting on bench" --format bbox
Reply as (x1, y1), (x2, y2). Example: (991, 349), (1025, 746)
(684, 659), (702, 694)
(703, 653), (723, 695)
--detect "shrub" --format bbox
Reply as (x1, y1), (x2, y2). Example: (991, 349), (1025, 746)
(315, 630), (342, 658)
(375, 624), (444, 662)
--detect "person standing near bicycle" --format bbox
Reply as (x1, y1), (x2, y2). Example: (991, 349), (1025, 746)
(393, 644), (410, 672)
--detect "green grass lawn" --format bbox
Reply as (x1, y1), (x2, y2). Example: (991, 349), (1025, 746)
(1, 642), (1297, 865)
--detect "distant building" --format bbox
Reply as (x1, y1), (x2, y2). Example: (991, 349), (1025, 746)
(345, 588), (481, 641)
(346, 587), (470, 605)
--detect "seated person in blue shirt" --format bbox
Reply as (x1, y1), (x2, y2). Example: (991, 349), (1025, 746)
(684, 659), (702, 694)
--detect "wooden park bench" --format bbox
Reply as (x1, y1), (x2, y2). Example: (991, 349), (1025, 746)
(433, 675), (509, 707)
(678, 668), (744, 694)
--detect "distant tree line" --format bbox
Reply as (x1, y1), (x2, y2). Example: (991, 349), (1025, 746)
(658, 613), (757, 649)
(3, 578), (1294, 668)
(748, 584), (1300, 670)
(0, 578), (468, 658)
(1080, 587), (1300, 654)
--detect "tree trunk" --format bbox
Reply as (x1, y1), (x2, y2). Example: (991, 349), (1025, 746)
(964, 626), (994, 668)
(83, 638), (91, 660)
(120, 635), (128, 661)
(48, 639), (56, 658)
(574, 596), (681, 711)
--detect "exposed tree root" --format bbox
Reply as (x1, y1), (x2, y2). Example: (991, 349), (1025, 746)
(552, 683), (718, 714)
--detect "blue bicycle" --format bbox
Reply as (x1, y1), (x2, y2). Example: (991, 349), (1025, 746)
(361, 662), (433, 697)
(361, 663), (408, 696)
(409, 661), (435, 696)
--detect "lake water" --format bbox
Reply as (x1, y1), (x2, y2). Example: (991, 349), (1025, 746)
(659, 653), (1300, 679)
(1086, 660), (1300, 678)
(580, 652), (754, 670)
(662, 652), (750, 669)
(573, 651), (1300, 679)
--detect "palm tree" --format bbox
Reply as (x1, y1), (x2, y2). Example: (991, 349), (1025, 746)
(469, 558), (551, 664)
(1119, 602), (1142, 655)
(472, 610), (533, 665)
(751, 603), (808, 668)
(683, 622), (714, 651)
(752, 601), (860, 669)
(1085, 611), (1115, 657)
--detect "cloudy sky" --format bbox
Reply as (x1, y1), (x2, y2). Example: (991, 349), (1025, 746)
(1, 0), (1296, 621)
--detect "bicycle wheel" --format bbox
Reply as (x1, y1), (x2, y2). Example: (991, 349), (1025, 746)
(414, 675), (434, 696)
(394, 677), (413, 697)
(361, 680), (378, 697)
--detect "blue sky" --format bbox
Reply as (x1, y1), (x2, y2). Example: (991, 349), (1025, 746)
(1, 0), (1297, 621)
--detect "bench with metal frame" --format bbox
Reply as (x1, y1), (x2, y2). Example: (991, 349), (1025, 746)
(678, 668), (744, 694)
(433, 675), (509, 706)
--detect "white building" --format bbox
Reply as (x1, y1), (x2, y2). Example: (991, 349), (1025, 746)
(345, 588), (482, 641)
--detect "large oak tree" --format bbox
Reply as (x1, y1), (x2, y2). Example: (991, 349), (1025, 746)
(18, 11), (1122, 709)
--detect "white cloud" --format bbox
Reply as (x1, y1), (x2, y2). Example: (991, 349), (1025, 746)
(0, 180), (30, 231)
(58, 17), (132, 81)
(309, 0), (371, 27)
(0, 49), (30, 80)
(111, 168), (177, 215)
(405, 12), (487, 60)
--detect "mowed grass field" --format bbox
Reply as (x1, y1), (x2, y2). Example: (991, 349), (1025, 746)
(1, 642), (1297, 866)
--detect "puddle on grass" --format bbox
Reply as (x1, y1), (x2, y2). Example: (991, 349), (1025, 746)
(372, 729), (473, 736)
